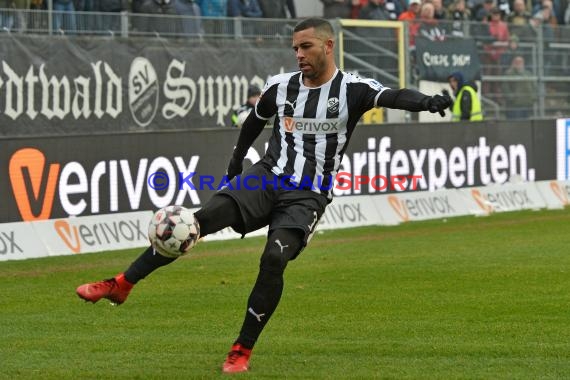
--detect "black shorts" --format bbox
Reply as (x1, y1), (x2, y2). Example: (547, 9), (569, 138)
(216, 161), (328, 246)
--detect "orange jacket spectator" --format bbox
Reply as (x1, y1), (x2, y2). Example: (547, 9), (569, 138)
(398, 0), (421, 47)
(484, 7), (510, 62)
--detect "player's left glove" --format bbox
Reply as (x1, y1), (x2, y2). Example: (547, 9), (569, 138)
(424, 94), (452, 117)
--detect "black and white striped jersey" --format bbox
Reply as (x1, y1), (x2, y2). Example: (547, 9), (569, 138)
(254, 69), (388, 199)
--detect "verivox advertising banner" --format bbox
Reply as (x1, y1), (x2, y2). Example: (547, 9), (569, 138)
(32, 211), (151, 256)
(0, 120), (557, 223)
(415, 37), (481, 82)
(0, 34), (295, 136)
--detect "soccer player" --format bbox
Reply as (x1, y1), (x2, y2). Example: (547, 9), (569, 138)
(76, 17), (452, 373)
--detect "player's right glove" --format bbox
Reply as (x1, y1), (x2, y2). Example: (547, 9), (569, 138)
(424, 94), (453, 117)
(226, 156), (243, 181)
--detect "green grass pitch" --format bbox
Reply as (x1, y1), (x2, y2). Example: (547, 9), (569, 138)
(2, 208), (570, 379)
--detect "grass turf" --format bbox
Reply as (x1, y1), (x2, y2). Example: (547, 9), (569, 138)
(1, 208), (570, 379)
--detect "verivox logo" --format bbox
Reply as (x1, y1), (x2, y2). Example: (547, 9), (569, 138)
(471, 189), (493, 214)
(471, 187), (536, 213)
(8, 147), (201, 221)
(550, 181), (569, 205)
(50, 214), (147, 254)
(55, 220), (80, 253)
(9, 148), (61, 221)
(388, 195), (410, 221)
(282, 117), (342, 134)
(387, 193), (458, 222)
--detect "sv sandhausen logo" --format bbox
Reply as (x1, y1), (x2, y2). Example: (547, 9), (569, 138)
(129, 57), (159, 128)
(283, 117), (343, 134)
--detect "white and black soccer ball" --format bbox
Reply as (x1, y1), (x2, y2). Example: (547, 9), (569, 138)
(148, 205), (200, 258)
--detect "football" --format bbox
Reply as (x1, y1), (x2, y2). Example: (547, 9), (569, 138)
(148, 205), (200, 258)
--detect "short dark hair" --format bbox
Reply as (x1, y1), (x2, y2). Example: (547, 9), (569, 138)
(293, 18), (334, 38)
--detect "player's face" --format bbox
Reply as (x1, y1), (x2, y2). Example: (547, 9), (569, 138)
(292, 27), (333, 83)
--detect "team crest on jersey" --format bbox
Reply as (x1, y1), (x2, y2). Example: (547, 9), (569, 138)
(327, 97), (339, 114)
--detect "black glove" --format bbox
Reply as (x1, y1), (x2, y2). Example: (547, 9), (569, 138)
(442, 89), (450, 97)
(226, 156), (243, 181)
(424, 94), (453, 117)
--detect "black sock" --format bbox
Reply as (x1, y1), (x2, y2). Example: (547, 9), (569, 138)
(123, 246), (176, 284)
(235, 228), (304, 349)
(237, 269), (284, 349)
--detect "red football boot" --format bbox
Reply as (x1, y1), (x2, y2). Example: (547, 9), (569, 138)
(222, 343), (252, 373)
(76, 273), (133, 305)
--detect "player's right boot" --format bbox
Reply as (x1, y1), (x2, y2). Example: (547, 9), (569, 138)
(76, 273), (133, 305)
(222, 343), (252, 373)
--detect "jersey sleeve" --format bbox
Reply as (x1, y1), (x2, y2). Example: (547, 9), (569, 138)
(346, 74), (389, 115)
(254, 76), (279, 120)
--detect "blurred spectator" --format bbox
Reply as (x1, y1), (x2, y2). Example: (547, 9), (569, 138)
(228, 0), (262, 17)
(359, 0), (390, 20)
(530, 8), (556, 72)
(447, 71), (483, 121)
(473, 0), (494, 22)
(507, 0), (533, 40)
(384, 0), (403, 20)
(564, 1), (570, 24)
(432, 0), (448, 19)
(136, 0), (179, 33)
(53, 0), (77, 33)
(398, 0), (421, 46)
(175, 0), (203, 35)
(74, 0), (96, 32)
(258, 0), (293, 18)
(483, 7), (510, 62)
(197, 0), (227, 16)
(481, 7), (509, 101)
(399, 0), (420, 21)
(0, 0), (15, 31)
(499, 34), (530, 69)
(533, 0), (558, 27)
(502, 55), (536, 119)
(533, 0), (560, 23)
(496, 0), (510, 17)
(230, 85), (261, 128)
(351, 0), (368, 18)
(13, 0), (30, 31)
(197, 0), (227, 34)
(418, 2), (446, 41)
(530, 6), (555, 39)
(99, 0), (128, 32)
(320, 0), (353, 19)
(447, 0), (470, 37)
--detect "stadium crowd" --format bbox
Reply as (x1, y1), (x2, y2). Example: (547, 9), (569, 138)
(1, 0), (568, 35)
(0, 0), (568, 118)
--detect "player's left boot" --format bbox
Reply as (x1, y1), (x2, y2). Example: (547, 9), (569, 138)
(76, 273), (133, 305)
(222, 343), (252, 373)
